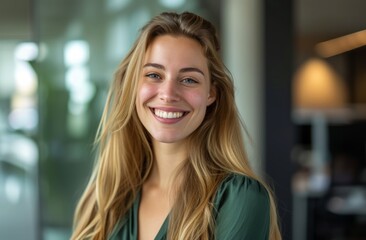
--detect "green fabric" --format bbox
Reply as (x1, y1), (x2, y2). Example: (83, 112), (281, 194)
(108, 174), (270, 240)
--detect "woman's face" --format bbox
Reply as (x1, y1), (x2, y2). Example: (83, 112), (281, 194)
(136, 35), (215, 145)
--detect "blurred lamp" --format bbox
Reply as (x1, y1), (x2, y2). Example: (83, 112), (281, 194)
(293, 58), (347, 109)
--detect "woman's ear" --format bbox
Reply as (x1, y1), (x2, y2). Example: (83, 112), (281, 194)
(207, 85), (216, 106)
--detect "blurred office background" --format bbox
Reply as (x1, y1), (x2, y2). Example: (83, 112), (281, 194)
(0, 0), (365, 239)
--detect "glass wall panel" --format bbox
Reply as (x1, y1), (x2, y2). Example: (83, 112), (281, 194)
(0, 41), (39, 240)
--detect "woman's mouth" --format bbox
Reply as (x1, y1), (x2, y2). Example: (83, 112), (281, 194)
(152, 108), (187, 119)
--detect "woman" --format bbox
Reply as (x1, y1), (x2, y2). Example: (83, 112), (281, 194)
(72, 12), (282, 240)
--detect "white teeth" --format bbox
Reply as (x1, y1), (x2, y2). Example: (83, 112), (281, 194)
(154, 109), (184, 119)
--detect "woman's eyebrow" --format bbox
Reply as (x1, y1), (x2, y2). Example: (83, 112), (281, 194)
(143, 63), (165, 70)
(179, 67), (205, 76)
(143, 63), (205, 76)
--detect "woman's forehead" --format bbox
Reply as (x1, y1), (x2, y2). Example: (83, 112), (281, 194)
(143, 35), (208, 72)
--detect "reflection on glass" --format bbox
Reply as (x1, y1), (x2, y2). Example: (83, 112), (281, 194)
(64, 40), (89, 67)
(14, 61), (38, 96)
(65, 67), (95, 105)
(15, 42), (39, 62)
(5, 175), (22, 204)
(64, 40), (94, 140)
(9, 107), (38, 131)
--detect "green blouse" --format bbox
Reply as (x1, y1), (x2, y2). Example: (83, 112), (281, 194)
(108, 174), (270, 239)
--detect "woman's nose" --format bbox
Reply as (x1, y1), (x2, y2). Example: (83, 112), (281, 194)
(159, 78), (180, 102)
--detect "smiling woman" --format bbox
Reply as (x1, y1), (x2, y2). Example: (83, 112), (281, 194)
(136, 35), (215, 144)
(71, 12), (282, 240)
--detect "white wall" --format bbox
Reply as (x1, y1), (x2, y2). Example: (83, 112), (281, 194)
(222, 0), (264, 174)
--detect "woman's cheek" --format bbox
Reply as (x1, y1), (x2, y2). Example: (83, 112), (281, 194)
(185, 90), (209, 108)
(138, 83), (156, 103)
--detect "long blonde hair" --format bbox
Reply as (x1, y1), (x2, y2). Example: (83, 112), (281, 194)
(72, 12), (281, 240)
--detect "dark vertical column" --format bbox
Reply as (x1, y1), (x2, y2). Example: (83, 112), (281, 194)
(263, 1), (294, 239)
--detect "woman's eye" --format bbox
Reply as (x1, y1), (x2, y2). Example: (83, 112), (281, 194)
(146, 73), (161, 79)
(181, 78), (198, 84)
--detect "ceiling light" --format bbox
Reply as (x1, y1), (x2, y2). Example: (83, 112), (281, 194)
(315, 30), (366, 57)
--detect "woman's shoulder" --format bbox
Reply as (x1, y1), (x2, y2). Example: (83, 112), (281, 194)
(214, 173), (270, 210)
(217, 173), (269, 194)
(213, 174), (271, 239)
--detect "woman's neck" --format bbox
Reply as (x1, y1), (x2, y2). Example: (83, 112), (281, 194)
(147, 140), (188, 191)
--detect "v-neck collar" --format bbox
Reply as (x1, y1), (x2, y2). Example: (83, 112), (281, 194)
(108, 191), (170, 240)
(134, 191), (169, 240)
